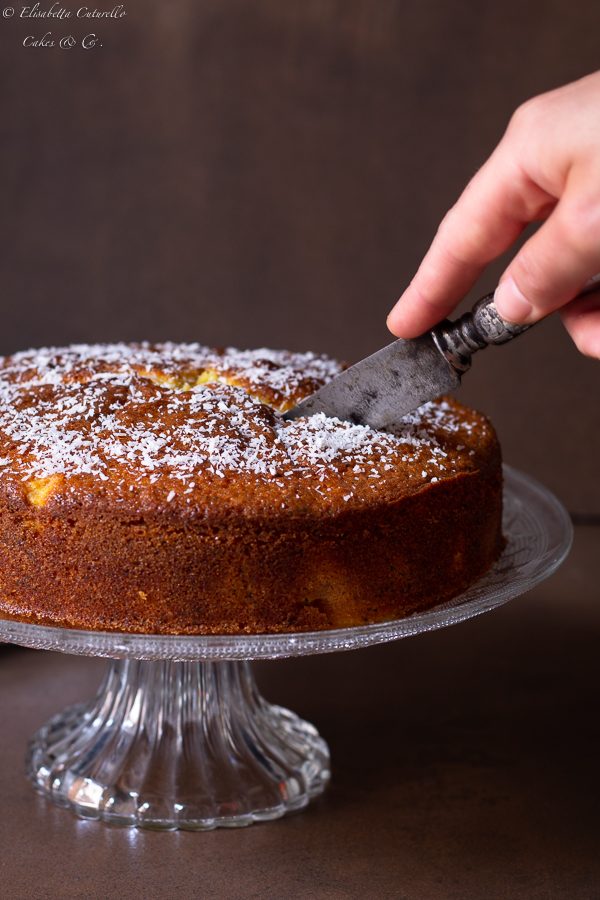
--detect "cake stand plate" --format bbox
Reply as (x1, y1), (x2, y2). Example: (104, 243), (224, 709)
(0, 466), (572, 830)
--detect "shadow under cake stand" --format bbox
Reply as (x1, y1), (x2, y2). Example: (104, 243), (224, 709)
(0, 466), (572, 831)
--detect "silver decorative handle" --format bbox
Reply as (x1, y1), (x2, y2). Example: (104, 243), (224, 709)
(432, 275), (600, 374)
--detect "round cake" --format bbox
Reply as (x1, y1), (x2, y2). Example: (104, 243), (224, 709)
(0, 342), (503, 634)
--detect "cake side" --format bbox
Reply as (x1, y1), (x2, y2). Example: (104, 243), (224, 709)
(0, 343), (504, 633)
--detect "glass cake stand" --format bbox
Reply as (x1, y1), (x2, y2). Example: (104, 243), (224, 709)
(0, 466), (572, 831)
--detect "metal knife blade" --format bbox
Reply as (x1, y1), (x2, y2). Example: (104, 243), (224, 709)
(283, 333), (461, 431)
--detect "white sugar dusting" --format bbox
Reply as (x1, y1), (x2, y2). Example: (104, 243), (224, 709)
(0, 342), (482, 495)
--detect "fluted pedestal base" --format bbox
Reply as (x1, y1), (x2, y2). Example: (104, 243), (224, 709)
(27, 659), (330, 830)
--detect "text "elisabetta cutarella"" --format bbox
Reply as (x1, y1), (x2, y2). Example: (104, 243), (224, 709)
(19, 3), (125, 18)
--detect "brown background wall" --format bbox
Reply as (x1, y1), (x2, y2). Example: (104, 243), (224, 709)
(1, 7), (599, 893)
(0, 0), (598, 512)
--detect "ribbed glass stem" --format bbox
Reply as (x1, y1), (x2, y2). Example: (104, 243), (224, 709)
(27, 659), (330, 831)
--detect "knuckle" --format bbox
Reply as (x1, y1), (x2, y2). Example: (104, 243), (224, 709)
(506, 91), (559, 141)
(508, 97), (542, 132)
(403, 280), (447, 320)
(436, 207), (486, 265)
(436, 204), (459, 239)
(559, 198), (600, 253)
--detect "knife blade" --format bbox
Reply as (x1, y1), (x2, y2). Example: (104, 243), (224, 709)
(284, 277), (600, 430)
(284, 333), (460, 431)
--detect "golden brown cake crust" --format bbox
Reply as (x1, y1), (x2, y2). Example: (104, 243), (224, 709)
(0, 343), (504, 633)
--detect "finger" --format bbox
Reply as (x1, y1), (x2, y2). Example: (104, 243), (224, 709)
(387, 145), (555, 338)
(494, 166), (600, 325)
(560, 291), (600, 359)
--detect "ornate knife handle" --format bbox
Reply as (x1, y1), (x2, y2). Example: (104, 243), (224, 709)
(432, 275), (600, 374)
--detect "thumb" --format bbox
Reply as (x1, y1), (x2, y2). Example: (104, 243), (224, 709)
(494, 169), (600, 324)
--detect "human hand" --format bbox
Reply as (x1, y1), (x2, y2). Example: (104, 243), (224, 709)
(387, 71), (600, 359)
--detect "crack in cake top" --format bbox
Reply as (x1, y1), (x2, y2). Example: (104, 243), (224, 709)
(0, 342), (492, 513)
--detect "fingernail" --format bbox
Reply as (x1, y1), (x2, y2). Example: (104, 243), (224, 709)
(494, 277), (532, 323)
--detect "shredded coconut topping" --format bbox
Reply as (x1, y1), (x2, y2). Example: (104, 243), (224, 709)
(0, 342), (486, 503)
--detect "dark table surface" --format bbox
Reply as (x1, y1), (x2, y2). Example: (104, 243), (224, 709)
(1, 524), (598, 900)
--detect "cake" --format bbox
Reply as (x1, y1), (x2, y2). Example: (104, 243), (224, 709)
(0, 342), (504, 634)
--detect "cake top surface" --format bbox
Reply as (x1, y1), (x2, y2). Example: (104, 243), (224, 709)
(0, 342), (496, 516)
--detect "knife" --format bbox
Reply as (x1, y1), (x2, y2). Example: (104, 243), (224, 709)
(284, 277), (600, 431)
